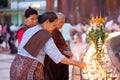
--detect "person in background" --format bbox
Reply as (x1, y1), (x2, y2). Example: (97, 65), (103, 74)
(16, 7), (38, 45)
(0, 23), (2, 36)
(10, 11), (87, 80)
(8, 32), (17, 54)
(44, 12), (73, 80)
(61, 21), (73, 45)
(1, 24), (9, 49)
(70, 33), (87, 61)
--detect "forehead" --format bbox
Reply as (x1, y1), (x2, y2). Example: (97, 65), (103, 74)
(54, 19), (58, 23)
(49, 19), (58, 24)
(27, 14), (38, 18)
(58, 17), (65, 22)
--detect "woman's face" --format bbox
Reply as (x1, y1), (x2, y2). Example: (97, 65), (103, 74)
(25, 14), (38, 27)
(57, 18), (65, 29)
(44, 19), (58, 33)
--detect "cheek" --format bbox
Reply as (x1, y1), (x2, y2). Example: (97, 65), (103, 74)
(50, 26), (55, 30)
(27, 19), (32, 24)
(53, 26), (56, 30)
(33, 19), (38, 23)
(50, 26), (56, 32)
(30, 20), (37, 26)
(27, 21), (34, 27)
(32, 22), (37, 25)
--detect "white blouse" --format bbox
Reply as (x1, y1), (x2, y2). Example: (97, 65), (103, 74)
(18, 25), (65, 65)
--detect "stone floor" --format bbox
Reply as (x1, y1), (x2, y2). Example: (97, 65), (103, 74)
(0, 51), (80, 80)
(0, 53), (15, 80)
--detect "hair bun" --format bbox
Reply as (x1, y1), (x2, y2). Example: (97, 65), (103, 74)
(29, 6), (32, 9)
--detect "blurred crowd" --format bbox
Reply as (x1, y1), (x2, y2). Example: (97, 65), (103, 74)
(61, 18), (120, 61)
(0, 17), (120, 55)
(0, 23), (19, 53)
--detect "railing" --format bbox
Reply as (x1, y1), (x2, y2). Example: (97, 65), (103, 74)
(106, 34), (120, 72)
(106, 34), (120, 79)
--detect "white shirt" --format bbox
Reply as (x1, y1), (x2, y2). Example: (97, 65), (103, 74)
(18, 25), (65, 65)
(61, 23), (72, 41)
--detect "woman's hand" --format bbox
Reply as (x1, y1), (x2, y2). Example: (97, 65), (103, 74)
(78, 61), (87, 69)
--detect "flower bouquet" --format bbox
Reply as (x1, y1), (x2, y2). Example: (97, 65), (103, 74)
(87, 16), (108, 62)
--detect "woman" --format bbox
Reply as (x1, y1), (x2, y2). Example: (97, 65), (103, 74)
(10, 11), (87, 80)
(16, 7), (38, 45)
(44, 12), (73, 80)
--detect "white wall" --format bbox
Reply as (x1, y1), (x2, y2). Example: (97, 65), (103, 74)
(11, 1), (46, 9)
(11, 0), (57, 10)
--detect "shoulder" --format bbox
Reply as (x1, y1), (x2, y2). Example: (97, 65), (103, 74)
(37, 29), (52, 38)
(18, 28), (25, 33)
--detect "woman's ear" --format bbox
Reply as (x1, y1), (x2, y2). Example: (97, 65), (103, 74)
(43, 19), (50, 27)
(45, 19), (49, 23)
(45, 19), (50, 26)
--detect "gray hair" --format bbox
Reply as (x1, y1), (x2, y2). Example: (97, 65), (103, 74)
(56, 12), (65, 19)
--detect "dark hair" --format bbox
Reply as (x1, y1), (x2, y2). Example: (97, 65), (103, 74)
(38, 12), (58, 24)
(24, 7), (38, 18)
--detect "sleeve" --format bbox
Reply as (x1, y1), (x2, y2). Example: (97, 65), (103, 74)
(44, 38), (65, 64)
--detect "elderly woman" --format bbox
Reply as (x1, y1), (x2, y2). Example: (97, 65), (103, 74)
(44, 12), (73, 80)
